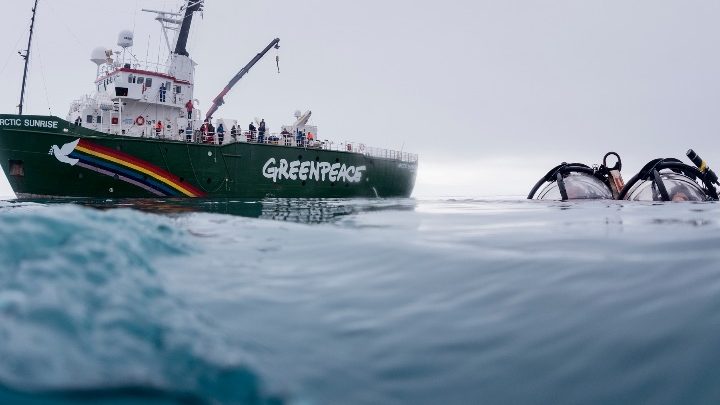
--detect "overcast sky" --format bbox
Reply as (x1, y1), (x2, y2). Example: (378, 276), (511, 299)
(2, 0), (720, 198)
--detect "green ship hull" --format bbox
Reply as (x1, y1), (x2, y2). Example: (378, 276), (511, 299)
(0, 115), (417, 198)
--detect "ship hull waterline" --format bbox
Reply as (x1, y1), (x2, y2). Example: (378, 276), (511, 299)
(0, 115), (417, 199)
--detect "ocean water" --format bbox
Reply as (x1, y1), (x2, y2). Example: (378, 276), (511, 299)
(1, 198), (720, 404)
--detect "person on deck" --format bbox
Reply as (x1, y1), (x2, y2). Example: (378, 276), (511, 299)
(207, 122), (216, 144)
(74, 116), (82, 127)
(230, 125), (238, 142)
(296, 128), (305, 147)
(185, 99), (193, 119)
(200, 120), (209, 143)
(249, 122), (257, 142)
(217, 123), (225, 145)
(258, 119), (266, 144)
(159, 83), (167, 103)
(155, 120), (163, 138)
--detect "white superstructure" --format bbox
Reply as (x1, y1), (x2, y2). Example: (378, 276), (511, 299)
(68, 2), (200, 140)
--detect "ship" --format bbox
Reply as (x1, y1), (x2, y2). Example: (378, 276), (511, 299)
(0, 0), (417, 199)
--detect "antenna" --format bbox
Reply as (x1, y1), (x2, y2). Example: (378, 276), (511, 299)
(141, 8), (183, 54)
(18, 0), (39, 115)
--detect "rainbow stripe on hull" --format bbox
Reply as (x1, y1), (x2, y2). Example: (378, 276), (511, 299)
(68, 139), (205, 197)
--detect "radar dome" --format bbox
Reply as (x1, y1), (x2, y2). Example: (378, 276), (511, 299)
(117, 30), (134, 48)
(90, 47), (107, 66)
(294, 110), (302, 118)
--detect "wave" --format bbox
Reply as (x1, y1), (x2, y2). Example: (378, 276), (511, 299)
(0, 205), (281, 404)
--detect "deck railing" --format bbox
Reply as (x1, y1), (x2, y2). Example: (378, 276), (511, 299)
(197, 131), (418, 163)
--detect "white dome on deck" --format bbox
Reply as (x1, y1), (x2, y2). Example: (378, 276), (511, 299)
(91, 47), (107, 66)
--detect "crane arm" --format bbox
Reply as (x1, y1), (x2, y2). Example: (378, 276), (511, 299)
(205, 38), (280, 121)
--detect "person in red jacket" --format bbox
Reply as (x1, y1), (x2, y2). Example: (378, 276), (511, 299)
(200, 120), (209, 143)
(185, 99), (193, 119)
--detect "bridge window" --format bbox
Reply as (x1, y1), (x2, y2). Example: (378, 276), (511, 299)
(137, 77), (144, 85)
(96, 116), (102, 123)
(175, 85), (182, 94)
(86, 115), (94, 124)
(145, 78), (153, 88)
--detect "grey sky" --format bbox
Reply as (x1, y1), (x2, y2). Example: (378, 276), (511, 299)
(1, 0), (719, 197)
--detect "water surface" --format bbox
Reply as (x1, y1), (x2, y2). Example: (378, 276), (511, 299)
(1, 198), (719, 404)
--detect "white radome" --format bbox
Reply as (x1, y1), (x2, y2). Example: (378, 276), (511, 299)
(117, 30), (134, 49)
(90, 47), (107, 66)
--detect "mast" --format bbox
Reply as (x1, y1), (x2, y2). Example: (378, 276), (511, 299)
(174, 0), (204, 57)
(18, 0), (39, 116)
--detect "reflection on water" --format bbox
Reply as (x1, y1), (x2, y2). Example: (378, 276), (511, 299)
(14, 197), (418, 224)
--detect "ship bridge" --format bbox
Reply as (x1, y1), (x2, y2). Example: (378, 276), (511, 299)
(95, 66), (192, 107)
